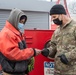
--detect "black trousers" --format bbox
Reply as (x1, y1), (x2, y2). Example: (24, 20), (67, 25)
(2, 72), (28, 75)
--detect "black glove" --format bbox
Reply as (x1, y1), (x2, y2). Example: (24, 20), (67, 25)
(41, 48), (49, 57)
(58, 54), (68, 65)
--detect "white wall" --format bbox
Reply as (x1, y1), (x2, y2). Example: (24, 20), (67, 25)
(0, 0), (55, 12)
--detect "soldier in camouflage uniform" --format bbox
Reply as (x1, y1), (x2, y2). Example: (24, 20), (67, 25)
(42, 4), (76, 75)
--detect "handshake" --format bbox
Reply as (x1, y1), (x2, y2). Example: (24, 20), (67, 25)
(35, 48), (49, 56)
(35, 40), (50, 56)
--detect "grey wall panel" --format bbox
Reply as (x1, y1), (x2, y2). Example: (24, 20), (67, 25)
(0, 10), (10, 30)
(0, 10), (49, 31)
(24, 11), (49, 30)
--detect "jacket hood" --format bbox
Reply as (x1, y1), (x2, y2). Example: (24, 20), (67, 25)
(7, 8), (27, 30)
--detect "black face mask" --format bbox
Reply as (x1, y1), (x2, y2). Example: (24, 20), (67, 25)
(53, 18), (62, 25)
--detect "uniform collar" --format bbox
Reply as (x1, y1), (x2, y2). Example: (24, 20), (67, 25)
(5, 21), (21, 35)
(60, 19), (72, 29)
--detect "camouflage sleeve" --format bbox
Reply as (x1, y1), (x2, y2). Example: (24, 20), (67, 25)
(65, 26), (76, 62)
(46, 32), (57, 58)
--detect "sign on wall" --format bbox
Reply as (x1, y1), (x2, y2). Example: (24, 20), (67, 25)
(44, 61), (54, 75)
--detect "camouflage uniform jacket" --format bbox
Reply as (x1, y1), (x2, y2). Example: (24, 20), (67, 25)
(48, 20), (76, 75)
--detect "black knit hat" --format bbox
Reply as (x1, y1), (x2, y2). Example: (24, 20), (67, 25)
(50, 4), (66, 15)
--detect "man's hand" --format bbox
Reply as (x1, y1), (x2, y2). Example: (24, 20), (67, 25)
(35, 49), (42, 56)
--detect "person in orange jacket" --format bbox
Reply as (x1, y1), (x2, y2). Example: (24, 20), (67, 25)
(0, 8), (41, 75)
